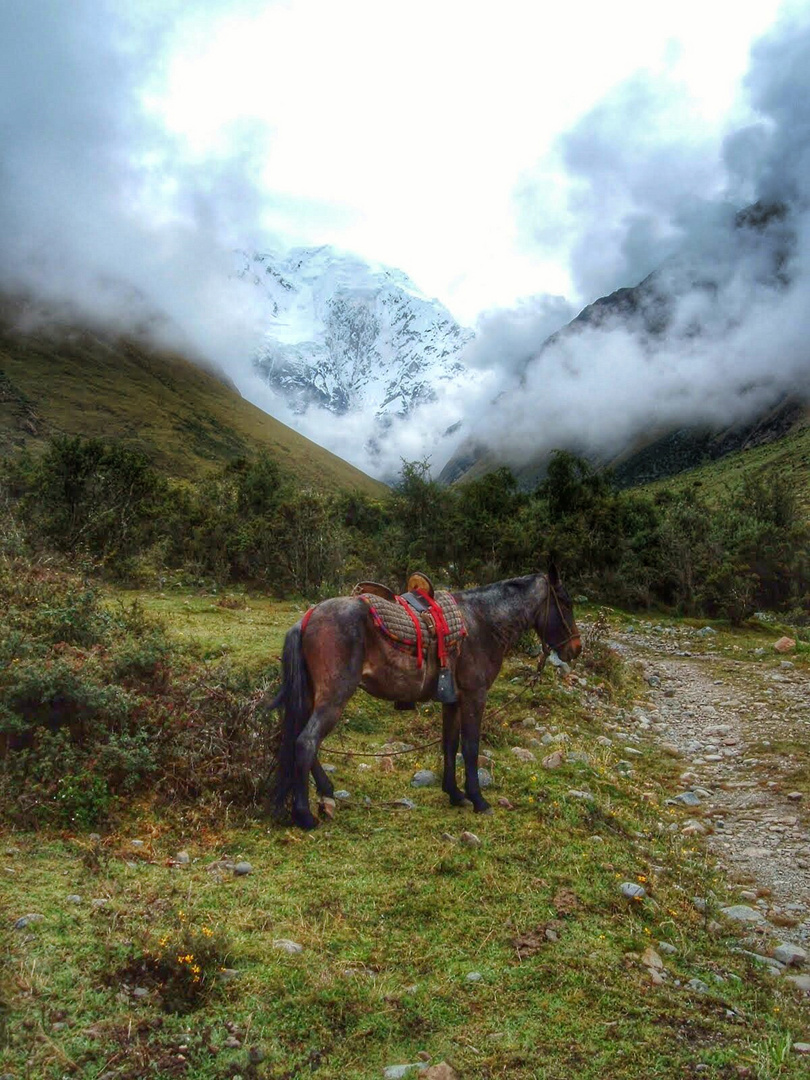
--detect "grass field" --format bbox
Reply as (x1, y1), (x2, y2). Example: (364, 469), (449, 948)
(2, 594), (809, 1079)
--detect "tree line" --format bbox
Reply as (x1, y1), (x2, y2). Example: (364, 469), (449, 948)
(2, 436), (808, 624)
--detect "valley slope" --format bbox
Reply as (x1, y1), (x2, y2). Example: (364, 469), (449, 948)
(0, 297), (385, 495)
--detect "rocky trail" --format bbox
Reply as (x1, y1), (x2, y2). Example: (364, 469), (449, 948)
(613, 620), (810, 976)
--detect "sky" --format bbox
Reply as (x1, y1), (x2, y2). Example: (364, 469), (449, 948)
(0, 0), (809, 481)
(152, 0), (787, 321)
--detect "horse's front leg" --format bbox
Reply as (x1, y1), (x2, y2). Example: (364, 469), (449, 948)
(441, 702), (467, 806)
(460, 689), (491, 814)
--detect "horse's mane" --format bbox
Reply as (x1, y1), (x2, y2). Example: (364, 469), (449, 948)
(458, 574), (540, 600)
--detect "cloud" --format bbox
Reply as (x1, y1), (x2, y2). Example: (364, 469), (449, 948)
(444, 8), (810, 479)
(0, 0), (271, 371)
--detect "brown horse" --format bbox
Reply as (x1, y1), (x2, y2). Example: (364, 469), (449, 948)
(265, 565), (581, 829)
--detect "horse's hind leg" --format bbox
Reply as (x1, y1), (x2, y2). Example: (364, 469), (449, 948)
(311, 758), (334, 799)
(441, 703), (468, 806)
(293, 702), (352, 828)
(460, 689), (491, 814)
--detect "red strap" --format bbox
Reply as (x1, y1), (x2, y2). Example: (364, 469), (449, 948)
(301, 606), (316, 633)
(395, 595), (423, 668)
(416, 590), (451, 666)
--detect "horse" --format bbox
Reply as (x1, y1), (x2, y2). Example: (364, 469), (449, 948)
(265, 565), (582, 830)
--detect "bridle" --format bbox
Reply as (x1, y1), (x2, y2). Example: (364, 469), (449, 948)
(538, 576), (580, 660)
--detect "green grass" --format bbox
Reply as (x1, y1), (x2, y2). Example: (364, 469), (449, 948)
(645, 419), (810, 517)
(2, 599), (809, 1079)
(0, 298), (385, 495)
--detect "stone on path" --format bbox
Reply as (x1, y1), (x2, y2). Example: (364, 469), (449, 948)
(773, 636), (796, 653)
(669, 791), (701, 807)
(720, 905), (765, 924)
(411, 770), (438, 788)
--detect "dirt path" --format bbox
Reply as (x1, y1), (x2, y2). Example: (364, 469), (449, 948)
(614, 624), (810, 947)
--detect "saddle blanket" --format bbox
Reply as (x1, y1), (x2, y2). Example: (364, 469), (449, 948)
(359, 590), (466, 659)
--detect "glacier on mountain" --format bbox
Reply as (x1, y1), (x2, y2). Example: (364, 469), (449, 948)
(240, 246), (473, 424)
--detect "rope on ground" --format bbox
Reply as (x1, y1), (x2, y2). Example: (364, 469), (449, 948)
(320, 666), (543, 759)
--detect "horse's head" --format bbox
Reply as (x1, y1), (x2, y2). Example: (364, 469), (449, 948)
(536, 564), (582, 663)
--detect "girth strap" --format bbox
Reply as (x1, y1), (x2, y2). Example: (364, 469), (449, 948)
(416, 589), (451, 668)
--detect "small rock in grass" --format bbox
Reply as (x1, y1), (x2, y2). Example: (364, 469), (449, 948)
(567, 790), (592, 800)
(91, 898), (110, 908)
(233, 862), (253, 876)
(793, 1043), (810, 1054)
(14, 913), (44, 930)
(459, 831), (481, 847)
(542, 751), (563, 769)
(322, 763), (337, 773)
(335, 790), (351, 801)
(130, 839), (145, 849)
(511, 747), (535, 762)
(773, 636), (796, 653)
(641, 947), (663, 970)
(478, 768), (493, 789)
(646, 675), (661, 688)
(424, 1065), (460, 1080)
(465, 971), (483, 982)
(720, 905), (765, 924)
(66, 895), (82, 905)
(132, 987), (148, 999)
(669, 791), (701, 807)
(248, 1046), (266, 1064)
(619, 882), (646, 900)
(383, 1065), (428, 1079)
(393, 797), (417, 810)
(411, 770), (438, 788)
(773, 942), (807, 968)
(658, 942), (678, 955)
(696, 627), (717, 637)
(566, 752), (591, 765)
(784, 974), (810, 991)
(273, 939), (303, 954)
(687, 978), (709, 993)
(224, 1035), (242, 1049)
(174, 851), (191, 865)
(440, 832), (457, 843)
(787, 791), (803, 802)
(497, 796), (514, 810)
(217, 968), (241, 982)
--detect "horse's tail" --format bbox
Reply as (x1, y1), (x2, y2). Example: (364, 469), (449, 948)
(263, 623), (312, 821)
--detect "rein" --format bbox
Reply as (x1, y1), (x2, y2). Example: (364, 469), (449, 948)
(540, 578), (579, 657)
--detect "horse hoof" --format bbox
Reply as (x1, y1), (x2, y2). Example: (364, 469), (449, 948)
(447, 792), (471, 807)
(472, 801), (493, 815)
(293, 810), (319, 830)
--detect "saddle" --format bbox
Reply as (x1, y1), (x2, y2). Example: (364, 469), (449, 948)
(352, 573), (466, 703)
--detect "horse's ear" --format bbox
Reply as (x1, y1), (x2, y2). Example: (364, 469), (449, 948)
(547, 561), (560, 586)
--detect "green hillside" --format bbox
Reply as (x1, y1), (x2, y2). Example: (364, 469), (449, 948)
(0, 300), (385, 496)
(646, 414), (810, 515)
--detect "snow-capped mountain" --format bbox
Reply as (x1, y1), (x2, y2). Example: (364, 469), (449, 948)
(240, 246), (472, 419)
